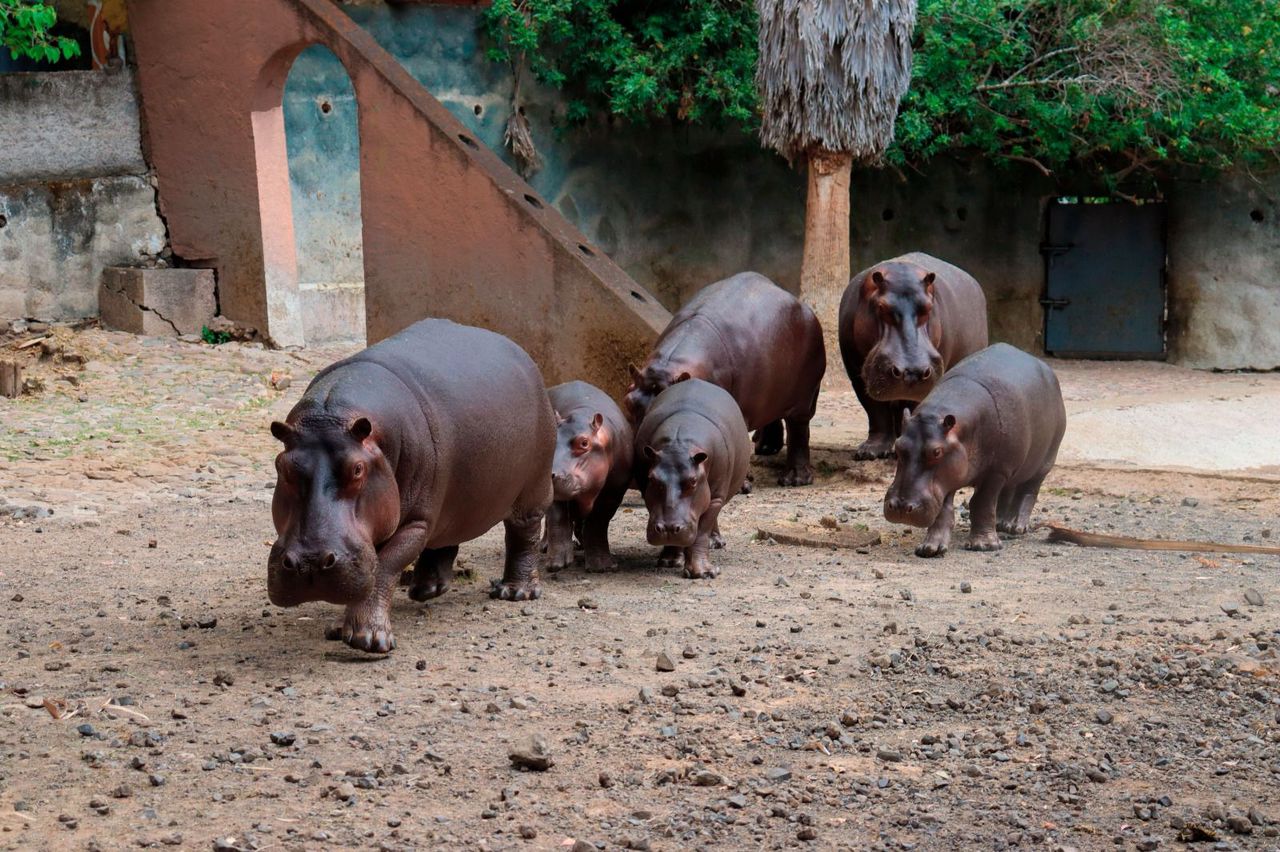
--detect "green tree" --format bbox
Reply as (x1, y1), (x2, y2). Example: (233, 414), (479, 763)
(0, 0), (81, 64)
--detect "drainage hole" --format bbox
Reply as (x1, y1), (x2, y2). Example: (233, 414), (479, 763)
(1251, 208), (1265, 223)
(0, 214), (6, 228)
(458, 134), (479, 150)
(630, 290), (647, 303)
(473, 104), (483, 116)
(319, 99), (332, 115)
(524, 194), (543, 209)
(882, 208), (895, 221)
(578, 244), (594, 257)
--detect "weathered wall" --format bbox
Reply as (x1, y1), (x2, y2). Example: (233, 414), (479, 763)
(1167, 171), (1280, 370)
(0, 68), (166, 323)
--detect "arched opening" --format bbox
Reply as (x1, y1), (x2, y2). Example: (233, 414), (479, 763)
(283, 45), (366, 346)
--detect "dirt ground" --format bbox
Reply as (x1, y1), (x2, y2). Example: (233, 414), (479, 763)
(1, 328), (1277, 852)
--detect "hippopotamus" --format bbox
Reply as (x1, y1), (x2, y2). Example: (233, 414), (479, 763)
(267, 319), (555, 653)
(544, 381), (634, 573)
(634, 379), (750, 578)
(883, 343), (1065, 557)
(624, 272), (825, 486)
(839, 253), (988, 460)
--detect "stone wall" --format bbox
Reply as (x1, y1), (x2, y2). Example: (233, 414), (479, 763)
(0, 68), (167, 323)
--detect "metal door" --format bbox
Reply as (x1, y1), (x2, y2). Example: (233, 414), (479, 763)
(1042, 200), (1166, 357)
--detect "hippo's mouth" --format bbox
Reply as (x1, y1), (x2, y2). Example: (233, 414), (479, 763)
(267, 547), (376, 607)
(646, 520), (698, 548)
(883, 497), (938, 528)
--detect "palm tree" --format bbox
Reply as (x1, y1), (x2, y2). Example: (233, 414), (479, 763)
(756, 0), (917, 343)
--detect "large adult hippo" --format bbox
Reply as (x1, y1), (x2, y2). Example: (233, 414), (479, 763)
(267, 319), (555, 654)
(839, 253), (988, 460)
(634, 379), (751, 579)
(544, 381), (634, 573)
(624, 272), (825, 486)
(883, 343), (1065, 557)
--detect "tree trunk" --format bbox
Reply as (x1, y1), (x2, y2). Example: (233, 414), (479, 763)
(799, 148), (853, 363)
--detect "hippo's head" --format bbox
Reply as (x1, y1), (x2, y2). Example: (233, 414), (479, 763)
(267, 416), (399, 607)
(640, 440), (710, 548)
(551, 410), (611, 509)
(883, 409), (968, 527)
(624, 364), (692, 425)
(859, 262), (945, 402)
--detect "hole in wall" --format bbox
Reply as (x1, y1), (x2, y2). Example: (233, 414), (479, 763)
(319, 99), (332, 115)
(1251, 208), (1265, 223)
(524, 194), (543, 209)
(473, 104), (483, 116)
(578, 244), (594, 257)
(957, 206), (968, 222)
(882, 208), (895, 221)
(458, 134), (478, 150)
(630, 291), (647, 303)
(0, 214), (7, 228)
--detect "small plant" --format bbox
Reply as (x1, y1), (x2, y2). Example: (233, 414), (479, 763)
(0, 0), (81, 63)
(200, 326), (232, 346)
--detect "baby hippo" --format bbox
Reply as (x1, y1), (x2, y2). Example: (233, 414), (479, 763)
(268, 319), (555, 653)
(883, 343), (1065, 557)
(634, 379), (750, 578)
(544, 381), (634, 573)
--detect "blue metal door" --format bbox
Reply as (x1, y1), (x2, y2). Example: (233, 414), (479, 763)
(1042, 200), (1166, 357)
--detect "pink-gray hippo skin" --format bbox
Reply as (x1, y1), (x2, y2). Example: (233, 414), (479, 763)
(883, 343), (1066, 558)
(624, 272), (825, 486)
(267, 319), (555, 653)
(634, 379), (750, 578)
(544, 381), (634, 573)
(839, 253), (988, 460)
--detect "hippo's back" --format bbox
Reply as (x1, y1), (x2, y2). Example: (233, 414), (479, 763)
(638, 380), (750, 499)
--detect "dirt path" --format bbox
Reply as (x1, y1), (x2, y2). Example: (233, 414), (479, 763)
(1, 330), (1277, 851)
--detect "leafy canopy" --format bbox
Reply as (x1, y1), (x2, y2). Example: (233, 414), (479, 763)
(0, 0), (81, 64)
(482, 0), (1280, 181)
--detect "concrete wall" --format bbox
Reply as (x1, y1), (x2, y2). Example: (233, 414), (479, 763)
(0, 69), (167, 323)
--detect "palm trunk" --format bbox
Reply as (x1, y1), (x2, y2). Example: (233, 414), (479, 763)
(799, 147), (853, 359)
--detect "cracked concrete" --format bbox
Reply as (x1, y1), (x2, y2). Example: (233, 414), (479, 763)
(98, 267), (215, 337)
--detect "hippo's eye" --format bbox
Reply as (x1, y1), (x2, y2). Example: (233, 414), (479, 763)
(931, 446), (943, 459)
(350, 461), (366, 480)
(575, 436), (590, 452)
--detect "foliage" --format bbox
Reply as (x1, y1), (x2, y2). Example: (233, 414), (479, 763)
(482, 0), (1280, 182)
(756, 0), (916, 162)
(481, 0), (758, 126)
(201, 326), (232, 346)
(0, 0), (81, 64)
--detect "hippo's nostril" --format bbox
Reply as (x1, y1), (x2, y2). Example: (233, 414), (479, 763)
(891, 366), (903, 379)
(282, 553), (298, 573)
(322, 552), (337, 570)
(920, 367), (933, 380)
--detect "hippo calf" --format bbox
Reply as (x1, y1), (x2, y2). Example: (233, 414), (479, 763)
(634, 379), (750, 578)
(544, 381), (634, 573)
(268, 319), (555, 653)
(839, 253), (988, 460)
(883, 343), (1065, 557)
(625, 272), (825, 486)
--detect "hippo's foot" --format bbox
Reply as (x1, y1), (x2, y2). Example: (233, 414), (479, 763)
(739, 475), (754, 496)
(407, 575), (450, 602)
(682, 553), (720, 580)
(709, 529), (726, 550)
(327, 609), (396, 654)
(964, 531), (1003, 552)
(996, 519), (1029, 536)
(489, 578), (543, 601)
(583, 550), (617, 573)
(915, 541), (948, 558)
(853, 437), (895, 461)
(778, 464), (814, 487)
(753, 421), (785, 457)
(656, 546), (684, 568)
(545, 542), (576, 573)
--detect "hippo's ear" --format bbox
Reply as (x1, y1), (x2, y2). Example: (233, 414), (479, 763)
(941, 413), (957, 434)
(590, 413), (604, 433)
(691, 451), (708, 466)
(270, 421), (296, 446)
(922, 272), (936, 296)
(900, 406), (912, 424)
(673, 371), (692, 385)
(628, 363), (644, 386)
(872, 270), (887, 291)
(349, 417), (373, 442)
(642, 445), (658, 462)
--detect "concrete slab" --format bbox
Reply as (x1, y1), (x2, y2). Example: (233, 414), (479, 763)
(99, 267), (216, 337)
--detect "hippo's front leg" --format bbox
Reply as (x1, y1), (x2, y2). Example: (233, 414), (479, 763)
(964, 476), (1005, 552)
(491, 508), (545, 601)
(915, 492), (955, 558)
(330, 520), (430, 653)
(683, 502), (724, 580)
(779, 415), (814, 486)
(544, 501), (576, 572)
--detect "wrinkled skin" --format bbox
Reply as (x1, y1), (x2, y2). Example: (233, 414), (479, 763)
(267, 319), (555, 654)
(840, 253), (988, 460)
(634, 379), (750, 579)
(624, 272), (825, 486)
(543, 382), (633, 574)
(882, 343), (1066, 558)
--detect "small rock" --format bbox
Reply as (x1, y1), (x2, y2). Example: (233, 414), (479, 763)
(959, 581), (972, 594)
(76, 724), (97, 738)
(1226, 815), (1253, 835)
(1095, 708), (1113, 725)
(598, 771), (614, 788)
(681, 646), (698, 659)
(148, 774), (166, 787)
(1244, 588), (1263, 607)
(110, 784), (132, 799)
(1220, 602), (1240, 617)
(577, 597), (598, 610)
(1181, 497), (1198, 507)
(765, 767), (792, 782)
(509, 735), (554, 771)
(269, 732), (296, 747)
(655, 651), (676, 672)
(689, 769), (724, 787)
(797, 827), (818, 841)
(518, 825), (537, 839)
(727, 794), (748, 809)
(213, 670), (234, 687)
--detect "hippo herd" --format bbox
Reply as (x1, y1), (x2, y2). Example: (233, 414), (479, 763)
(268, 252), (1066, 654)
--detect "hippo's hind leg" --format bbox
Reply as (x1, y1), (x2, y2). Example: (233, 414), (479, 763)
(683, 502), (724, 580)
(997, 470), (1050, 536)
(544, 501), (576, 573)
(851, 375), (897, 460)
(916, 492), (956, 558)
(582, 487), (625, 573)
(779, 415), (815, 487)
(408, 545), (459, 601)
(753, 420), (785, 456)
(657, 546), (684, 568)
(964, 474), (1007, 552)
(491, 507), (545, 601)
